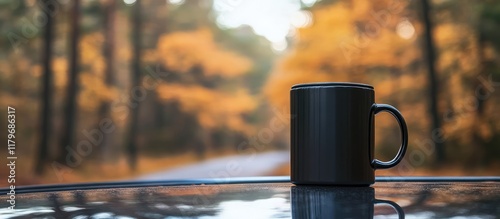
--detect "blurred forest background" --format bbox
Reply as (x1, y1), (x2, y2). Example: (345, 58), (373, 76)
(0, 0), (499, 186)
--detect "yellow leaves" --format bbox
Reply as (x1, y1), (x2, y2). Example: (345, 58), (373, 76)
(434, 24), (469, 47)
(80, 33), (105, 77)
(31, 65), (42, 78)
(266, 0), (416, 108)
(13, 54), (31, 74)
(52, 57), (68, 88)
(143, 49), (158, 63)
(155, 28), (256, 134)
(264, 67), (333, 109)
(157, 83), (257, 134)
(431, 24), (487, 144)
(435, 23), (479, 75)
(280, 0), (417, 88)
(293, 4), (355, 68)
(157, 29), (252, 77)
(78, 72), (118, 111)
(351, 0), (372, 16)
(306, 3), (353, 37)
(77, 32), (118, 111)
(484, 44), (497, 60)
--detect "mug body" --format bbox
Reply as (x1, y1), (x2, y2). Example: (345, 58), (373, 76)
(291, 82), (375, 185)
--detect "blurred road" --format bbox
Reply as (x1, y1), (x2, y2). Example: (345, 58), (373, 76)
(137, 151), (289, 180)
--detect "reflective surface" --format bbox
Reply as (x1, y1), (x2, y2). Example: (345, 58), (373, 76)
(1, 180), (499, 218)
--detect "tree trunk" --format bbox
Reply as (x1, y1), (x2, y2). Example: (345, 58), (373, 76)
(470, 20), (488, 166)
(35, 0), (55, 175)
(99, 0), (116, 161)
(127, 0), (142, 170)
(59, 0), (80, 162)
(421, 0), (445, 163)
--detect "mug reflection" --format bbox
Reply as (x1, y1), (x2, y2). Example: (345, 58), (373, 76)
(291, 186), (405, 219)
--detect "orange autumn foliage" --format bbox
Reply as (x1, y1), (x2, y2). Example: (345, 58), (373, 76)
(78, 33), (118, 111)
(263, 0), (436, 152)
(155, 29), (256, 134)
(157, 29), (252, 77)
(265, 0), (417, 109)
(264, 0), (500, 163)
(157, 83), (257, 134)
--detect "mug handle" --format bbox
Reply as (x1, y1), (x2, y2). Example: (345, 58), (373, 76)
(374, 199), (405, 219)
(371, 104), (408, 169)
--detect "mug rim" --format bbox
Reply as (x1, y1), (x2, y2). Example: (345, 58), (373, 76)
(291, 82), (373, 89)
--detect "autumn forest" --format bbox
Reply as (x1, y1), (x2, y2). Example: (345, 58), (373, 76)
(0, 0), (499, 185)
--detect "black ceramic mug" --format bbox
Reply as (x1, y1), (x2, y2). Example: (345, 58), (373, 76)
(291, 82), (408, 185)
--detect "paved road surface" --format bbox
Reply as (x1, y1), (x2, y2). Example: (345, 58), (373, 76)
(138, 151), (289, 180)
